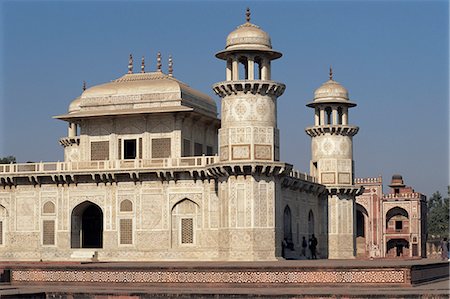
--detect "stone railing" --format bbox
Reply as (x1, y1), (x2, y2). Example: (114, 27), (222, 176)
(288, 169), (317, 183)
(354, 176), (382, 184)
(212, 80), (285, 98)
(0, 156), (219, 175)
(383, 193), (426, 201)
(305, 125), (359, 137)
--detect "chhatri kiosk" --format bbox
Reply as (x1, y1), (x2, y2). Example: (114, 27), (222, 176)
(1, 10), (416, 262)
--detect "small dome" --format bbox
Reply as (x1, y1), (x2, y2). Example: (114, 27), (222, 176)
(226, 23), (272, 51)
(307, 76), (356, 108)
(389, 174), (405, 188)
(68, 97), (81, 113)
(215, 15), (282, 60)
(314, 79), (349, 100)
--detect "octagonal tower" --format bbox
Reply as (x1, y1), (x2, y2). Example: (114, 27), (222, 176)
(213, 9), (285, 162)
(305, 69), (362, 259)
(211, 9), (287, 260)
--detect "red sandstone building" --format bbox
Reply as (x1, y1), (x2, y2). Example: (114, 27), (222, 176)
(355, 175), (427, 259)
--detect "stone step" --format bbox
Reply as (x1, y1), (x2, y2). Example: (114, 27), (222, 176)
(70, 250), (97, 260)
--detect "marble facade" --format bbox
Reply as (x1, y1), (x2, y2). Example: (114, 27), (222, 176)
(0, 11), (398, 262)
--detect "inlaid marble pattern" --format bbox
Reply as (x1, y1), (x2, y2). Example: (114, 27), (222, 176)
(12, 268), (407, 284)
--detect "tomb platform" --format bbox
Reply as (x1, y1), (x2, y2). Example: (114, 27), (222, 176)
(0, 259), (448, 298)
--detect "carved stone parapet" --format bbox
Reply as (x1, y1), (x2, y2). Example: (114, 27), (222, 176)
(59, 137), (80, 147)
(212, 80), (285, 98)
(326, 185), (364, 197)
(305, 125), (359, 137)
(281, 176), (326, 195)
(354, 176), (382, 184)
(382, 192), (426, 201)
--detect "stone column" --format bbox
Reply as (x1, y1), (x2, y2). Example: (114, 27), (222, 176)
(320, 109), (325, 126)
(226, 59), (232, 81)
(248, 56), (255, 80)
(332, 107), (337, 125)
(342, 107), (348, 125)
(232, 57), (239, 80)
(261, 59), (271, 80)
(68, 123), (77, 137)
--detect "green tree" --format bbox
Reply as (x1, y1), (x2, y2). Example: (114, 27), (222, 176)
(427, 188), (449, 239)
(0, 156), (16, 164)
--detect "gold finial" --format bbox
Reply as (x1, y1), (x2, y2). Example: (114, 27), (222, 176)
(329, 66), (333, 80)
(246, 8), (251, 22)
(128, 54), (133, 74)
(82, 81), (86, 91)
(157, 52), (162, 72)
(168, 55), (173, 77)
(141, 56), (145, 73)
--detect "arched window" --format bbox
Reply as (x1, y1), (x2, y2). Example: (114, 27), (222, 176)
(308, 210), (315, 236)
(238, 56), (248, 80)
(337, 107), (343, 125)
(254, 56), (262, 80)
(43, 201), (55, 214)
(120, 199), (133, 212)
(171, 199), (200, 246)
(386, 207), (409, 230)
(325, 107), (332, 125)
(42, 201), (56, 246)
(118, 200), (133, 245)
(283, 206), (292, 243)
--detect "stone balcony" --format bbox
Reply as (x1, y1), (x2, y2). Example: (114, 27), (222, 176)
(0, 156), (318, 188)
(212, 80), (285, 98)
(0, 156), (219, 186)
(305, 125), (359, 137)
(0, 156), (218, 175)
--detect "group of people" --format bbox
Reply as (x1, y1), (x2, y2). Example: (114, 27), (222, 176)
(302, 234), (318, 259)
(282, 234), (318, 259)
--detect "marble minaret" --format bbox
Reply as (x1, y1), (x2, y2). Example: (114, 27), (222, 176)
(305, 68), (362, 259)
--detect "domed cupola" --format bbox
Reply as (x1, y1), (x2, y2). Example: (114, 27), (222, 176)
(307, 68), (356, 108)
(216, 8), (281, 61)
(305, 68), (358, 128)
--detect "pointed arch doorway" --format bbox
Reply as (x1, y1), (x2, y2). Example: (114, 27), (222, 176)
(71, 201), (103, 248)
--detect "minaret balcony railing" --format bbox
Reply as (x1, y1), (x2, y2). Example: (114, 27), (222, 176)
(305, 125), (359, 137)
(212, 80), (285, 98)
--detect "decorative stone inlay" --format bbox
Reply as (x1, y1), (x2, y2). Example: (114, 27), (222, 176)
(338, 173), (351, 184)
(254, 144), (271, 160)
(220, 146), (229, 161)
(11, 268), (407, 284)
(231, 145), (250, 160)
(321, 173), (335, 184)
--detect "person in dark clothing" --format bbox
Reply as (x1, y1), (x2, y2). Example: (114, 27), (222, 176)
(309, 234), (318, 259)
(301, 236), (307, 258)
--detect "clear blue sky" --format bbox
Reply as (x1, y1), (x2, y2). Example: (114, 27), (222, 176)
(0, 0), (448, 197)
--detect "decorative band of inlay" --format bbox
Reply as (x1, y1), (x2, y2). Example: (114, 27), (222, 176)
(11, 269), (406, 284)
